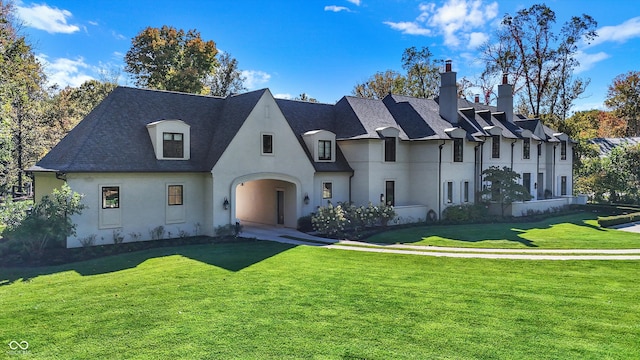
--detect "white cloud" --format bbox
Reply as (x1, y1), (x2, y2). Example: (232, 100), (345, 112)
(573, 50), (610, 74)
(347, 0), (361, 5)
(383, 21), (431, 36)
(241, 70), (271, 89)
(38, 54), (94, 88)
(112, 30), (126, 40)
(88, 20), (99, 26)
(15, 3), (79, 34)
(324, 5), (350, 12)
(386, 0), (498, 47)
(586, 16), (640, 47)
(274, 93), (293, 100)
(467, 32), (488, 49)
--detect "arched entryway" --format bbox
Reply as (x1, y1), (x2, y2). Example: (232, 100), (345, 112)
(232, 173), (301, 228)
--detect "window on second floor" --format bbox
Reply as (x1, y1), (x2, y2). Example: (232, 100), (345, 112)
(384, 137), (396, 162)
(163, 133), (184, 158)
(523, 138), (531, 159)
(453, 138), (463, 162)
(560, 141), (567, 160)
(318, 140), (332, 161)
(492, 135), (500, 158)
(262, 134), (273, 155)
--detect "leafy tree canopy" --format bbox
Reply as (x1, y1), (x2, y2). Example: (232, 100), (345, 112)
(481, 166), (532, 217)
(605, 71), (640, 136)
(125, 25), (219, 94)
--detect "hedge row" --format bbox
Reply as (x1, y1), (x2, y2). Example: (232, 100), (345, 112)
(597, 212), (640, 228)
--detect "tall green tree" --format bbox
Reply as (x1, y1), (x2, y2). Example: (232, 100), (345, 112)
(605, 71), (640, 136)
(481, 166), (532, 217)
(401, 46), (441, 99)
(480, 4), (597, 120)
(352, 47), (440, 99)
(0, 0), (48, 193)
(124, 25), (219, 94)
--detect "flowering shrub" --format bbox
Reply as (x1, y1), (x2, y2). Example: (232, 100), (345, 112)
(311, 202), (348, 236)
(311, 201), (396, 236)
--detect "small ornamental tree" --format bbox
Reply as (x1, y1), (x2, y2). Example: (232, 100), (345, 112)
(481, 166), (532, 217)
(5, 183), (85, 259)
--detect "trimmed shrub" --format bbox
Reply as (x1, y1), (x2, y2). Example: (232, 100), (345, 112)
(311, 201), (397, 236)
(297, 215), (313, 232)
(598, 212), (640, 228)
(442, 203), (488, 223)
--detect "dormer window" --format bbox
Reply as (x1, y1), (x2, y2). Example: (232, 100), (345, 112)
(146, 120), (190, 160)
(318, 140), (332, 160)
(560, 140), (567, 160)
(523, 138), (531, 159)
(163, 133), (184, 158)
(303, 129), (336, 163)
(453, 138), (463, 162)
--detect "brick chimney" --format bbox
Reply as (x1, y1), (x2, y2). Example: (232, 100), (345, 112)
(439, 60), (458, 124)
(497, 73), (513, 123)
(474, 94), (480, 104)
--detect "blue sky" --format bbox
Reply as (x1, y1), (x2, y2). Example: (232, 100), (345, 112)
(13, 0), (640, 112)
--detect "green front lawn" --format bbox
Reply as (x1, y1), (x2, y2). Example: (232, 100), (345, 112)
(369, 212), (640, 248)
(2, 240), (639, 359)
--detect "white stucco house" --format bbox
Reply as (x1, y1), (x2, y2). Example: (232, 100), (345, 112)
(30, 62), (577, 247)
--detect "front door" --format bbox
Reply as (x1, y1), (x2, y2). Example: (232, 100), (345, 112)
(276, 190), (285, 225)
(523, 173), (531, 198)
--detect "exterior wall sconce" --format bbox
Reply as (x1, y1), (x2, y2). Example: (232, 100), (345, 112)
(223, 197), (229, 210)
(380, 193), (385, 203)
(303, 193), (310, 205)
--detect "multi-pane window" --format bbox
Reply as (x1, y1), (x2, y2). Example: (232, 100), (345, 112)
(446, 181), (453, 203)
(102, 186), (119, 209)
(322, 182), (332, 199)
(492, 135), (500, 158)
(262, 134), (273, 154)
(453, 138), (463, 162)
(523, 138), (531, 159)
(168, 185), (183, 206)
(163, 133), (184, 158)
(523, 173), (531, 196)
(318, 140), (332, 161)
(385, 181), (395, 206)
(463, 181), (469, 203)
(561, 176), (567, 196)
(384, 137), (396, 162)
(561, 141), (567, 160)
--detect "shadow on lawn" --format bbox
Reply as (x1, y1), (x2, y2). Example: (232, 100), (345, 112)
(370, 212), (604, 247)
(0, 240), (296, 286)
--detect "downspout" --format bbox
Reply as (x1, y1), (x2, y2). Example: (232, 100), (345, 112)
(474, 143), (481, 202)
(552, 145), (557, 197)
(536, 141), (540, 200)
(348, 171), (355, 203)
(510, 139), (517, 170)
(438, 141), (445, 219)
(479, 141), (485, 202)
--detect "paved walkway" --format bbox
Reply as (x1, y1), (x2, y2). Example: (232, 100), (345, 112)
(241, 223), (640, 261)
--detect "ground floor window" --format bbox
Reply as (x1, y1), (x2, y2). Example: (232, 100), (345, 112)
(168, 185), (183, 206)
(385, 180), (395, 206)
(322, 182), (332, 199)
(446, 181), (453, 203)
(463, 181), (469, 203)
(561, 176), (567, 196)
(102, 186), (119, 209)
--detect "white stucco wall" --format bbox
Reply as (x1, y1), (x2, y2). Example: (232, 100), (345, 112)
(211, 91), (316, 229)
(313, 172), (351, 208)
(65, 172), (208, 247)
(34, 172), (65, 203)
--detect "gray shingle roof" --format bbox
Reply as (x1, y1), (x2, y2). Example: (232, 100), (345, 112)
(589, 137), (640, 155)
(31, 86), (565, 174)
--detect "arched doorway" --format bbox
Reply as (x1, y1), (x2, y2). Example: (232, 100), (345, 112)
(232, 173), (300, 228)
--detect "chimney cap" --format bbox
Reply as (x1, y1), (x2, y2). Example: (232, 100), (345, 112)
(445, 59), (452, 72)
(474, 94), (480, 103)
(502, 73), (509, 85)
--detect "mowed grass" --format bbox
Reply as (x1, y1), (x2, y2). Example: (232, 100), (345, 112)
(368, 212), (640, 249)
(1, 240), (639, 359)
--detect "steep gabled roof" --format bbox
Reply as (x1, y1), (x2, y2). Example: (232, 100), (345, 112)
(31, 87), (264, 173)
(276, 98), (352, 173)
